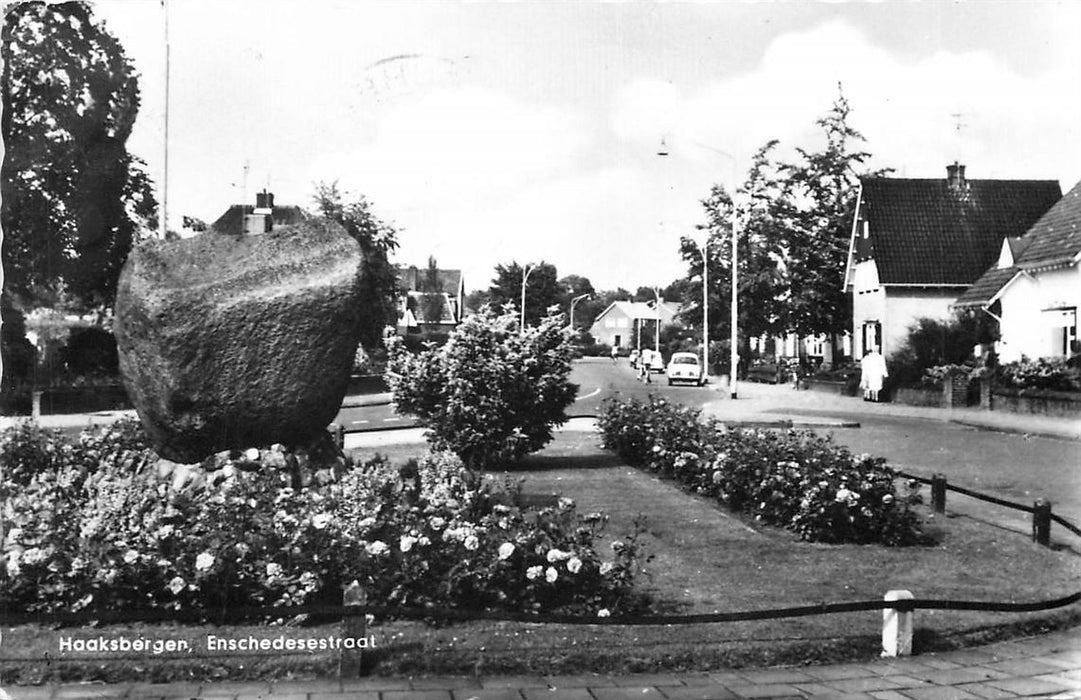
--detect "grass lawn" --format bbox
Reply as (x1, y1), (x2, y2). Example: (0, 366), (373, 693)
(3, 429), (1079, 683)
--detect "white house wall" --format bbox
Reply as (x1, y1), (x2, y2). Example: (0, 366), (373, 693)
(851, 260), (887, 357)
(997, 265), (1080, 361)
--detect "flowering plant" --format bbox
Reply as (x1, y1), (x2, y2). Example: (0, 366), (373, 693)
(1, 422), (646, 618)
(598, 395), (927, 546)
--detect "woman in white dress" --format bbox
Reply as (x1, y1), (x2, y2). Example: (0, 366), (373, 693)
(860, 346), (888, 402)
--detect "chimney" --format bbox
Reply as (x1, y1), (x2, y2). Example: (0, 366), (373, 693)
(946, 161), (966, 192)
(246, 189), (274, 234)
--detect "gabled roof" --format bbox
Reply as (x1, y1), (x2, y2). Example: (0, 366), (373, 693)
(856, 175), (1061, 286)
(396, 266), (463, 294)
(1014, 178), (1081, 271)
(955, 178), (1081, 308)
(592, 301), (661, 324)
(211, 204), (309, 234)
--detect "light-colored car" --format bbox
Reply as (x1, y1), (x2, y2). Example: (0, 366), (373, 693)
(666, 352), (704, 386)
(649, 351), (665, 373)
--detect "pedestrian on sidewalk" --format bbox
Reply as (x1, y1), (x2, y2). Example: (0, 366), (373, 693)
(860, 345), (888, 402)
(639, 348), (652, 383)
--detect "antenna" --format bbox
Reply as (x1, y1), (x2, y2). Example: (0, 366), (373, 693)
(950, 111), (967, 163)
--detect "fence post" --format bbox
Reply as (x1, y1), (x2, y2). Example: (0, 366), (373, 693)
(882, 590), (914, 657)
(328, 423), (344, 450)
(339, 580), (367, 678)
(1033, 499), (1052, 547)
(931, 474), (947, 514)
(31, 390), (42, 422)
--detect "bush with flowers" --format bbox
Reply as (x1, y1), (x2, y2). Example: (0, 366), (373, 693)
(995, 357), (1081, 392)
(597, 395), (927, 546)
(1, 421), (646, 618)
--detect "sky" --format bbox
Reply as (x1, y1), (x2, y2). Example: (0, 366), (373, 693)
(92, 0), (1081, 293)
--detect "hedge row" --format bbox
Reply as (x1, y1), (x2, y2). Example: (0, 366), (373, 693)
(596, 396), (927, 546)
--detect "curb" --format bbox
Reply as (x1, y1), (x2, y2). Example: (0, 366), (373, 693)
(948, 417), (1081, 443)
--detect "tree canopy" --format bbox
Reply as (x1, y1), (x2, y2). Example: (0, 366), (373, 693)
(312, 181), (400, 349)
(487, 260), (561, 327)
(1, 1), (157, 312)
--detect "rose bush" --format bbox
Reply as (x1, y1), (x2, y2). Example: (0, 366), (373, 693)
(597, 395), (927, 546)
(1, 423), (646, 618)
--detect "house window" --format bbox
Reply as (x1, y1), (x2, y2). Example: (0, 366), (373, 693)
(1044, 307), (1078, 357)
(862, 321), (882, 356)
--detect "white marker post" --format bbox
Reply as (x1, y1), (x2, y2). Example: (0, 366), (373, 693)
(882, 590), (914, 657)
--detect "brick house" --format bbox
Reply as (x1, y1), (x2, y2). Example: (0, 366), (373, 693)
(843, 163), (1060, 359)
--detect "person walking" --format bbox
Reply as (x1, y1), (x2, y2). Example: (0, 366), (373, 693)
(610, 345), (619, 363)
(860, 345), (888, 402)
(639, 348), (652, 383)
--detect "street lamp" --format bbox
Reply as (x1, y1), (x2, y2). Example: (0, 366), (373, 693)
(568, 292), (590, 331)
(651, 286), (661, 351)
(520, 264), (536, 333)
(658, 138), (740, 398)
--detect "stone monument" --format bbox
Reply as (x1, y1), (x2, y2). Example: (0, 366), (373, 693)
(114, 218), (363, 463)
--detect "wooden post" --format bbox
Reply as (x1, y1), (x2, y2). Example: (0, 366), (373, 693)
(1032, 499), (1052, 547)
(31, 390), (42, 421)
(931, 474), (947, 514)
(882, 590), (914, 657)
(339, 580), (367, 678)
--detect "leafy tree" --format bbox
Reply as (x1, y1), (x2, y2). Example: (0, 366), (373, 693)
(683, 140), (790, 365)
(1, 1), (157, 313)
(419, 255), (446, 324)
(558, 274), (596, 329)
(313, 181), (399, 350)
(463, 289), (491, 315)
(385, 307), (578, 471)
(783, 85), (885, 356)
(887, 311), (998, 388)
(487, 261), (561, 327)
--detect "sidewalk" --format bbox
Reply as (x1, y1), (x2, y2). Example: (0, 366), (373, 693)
(4, 625), (1080, 699)
(700, 379), (1081, 442)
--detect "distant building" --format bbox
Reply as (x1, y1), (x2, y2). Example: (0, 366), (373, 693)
(589, 299), (678, 350)
(394, 265), (465, 334)
(954, 178), (1081, 361)
(844, 163), (1061, 358)
(211, 190), (308, 235)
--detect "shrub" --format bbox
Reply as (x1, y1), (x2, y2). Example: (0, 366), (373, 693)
(887, 311), (996, 389)
(996, 357), (1081, 392)
(385, 307), (578, 471)
(597, 396), (926, 546)
(60, 327), (119, 377)
(1, 422), (645, 618)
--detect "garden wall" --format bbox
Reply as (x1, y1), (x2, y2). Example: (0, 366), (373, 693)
(987, 384), (1081, 418)
(891, 386), (943, 408)
(803, 378), (858, 396)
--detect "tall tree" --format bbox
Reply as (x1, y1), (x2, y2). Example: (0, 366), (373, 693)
(313, 181), (399, 349)
(488, 261), (561, 327)
(783, 85), (883, 356)
(1, 1), (157, 312)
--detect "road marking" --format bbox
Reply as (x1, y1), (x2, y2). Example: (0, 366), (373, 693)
(351, 420), (369, 425)
(576, 387), (602, 401)
(383, 417), (401, 422)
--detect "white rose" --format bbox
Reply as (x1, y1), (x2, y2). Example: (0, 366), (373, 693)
(245, 447), (260, 461)
(365, 541), (389, 556)
(497, 542), (515, 560)
(546, 548), (570, 563)
(265, 562), (283, 578)
(566, 556), (582, 574)
(400, 535), (417, 553)
(599, 562), (614, 575)
(464, 535), (480, 551)
(195, 552), (215, 571)
(526, 565), (543, 580)
(123, 549), (139, 565)
(167, 576), (186, 595)
(312, 513), (331, 530)
(597, 608), (611, 618)
(545, 566), (558, 583)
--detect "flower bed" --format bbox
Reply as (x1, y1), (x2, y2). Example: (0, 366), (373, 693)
(596, 396), (926, 546)
(1, 420), (645, 618)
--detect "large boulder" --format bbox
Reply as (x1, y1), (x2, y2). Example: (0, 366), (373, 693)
(114, 219), (363, 463)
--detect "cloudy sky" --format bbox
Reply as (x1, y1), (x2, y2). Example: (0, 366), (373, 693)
(94, 0), (1081, 293)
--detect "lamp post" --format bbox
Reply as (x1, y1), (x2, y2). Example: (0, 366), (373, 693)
(651, 286), (661, 351)
(658, 138), (740, 398)
(520, 264), (536, 333)
(568, 292), (590, 331)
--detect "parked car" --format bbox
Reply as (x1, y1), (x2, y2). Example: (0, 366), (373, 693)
(666, 352), (704, 386)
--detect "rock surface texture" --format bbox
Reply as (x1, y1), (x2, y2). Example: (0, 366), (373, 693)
(114, 219), (363, 463)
